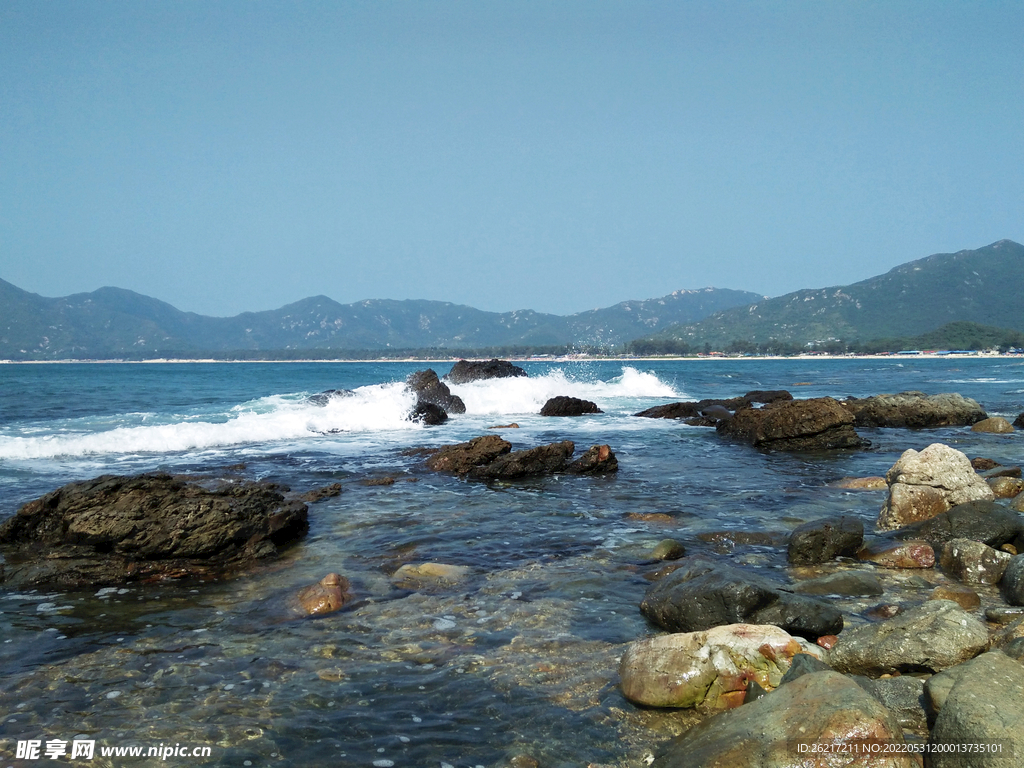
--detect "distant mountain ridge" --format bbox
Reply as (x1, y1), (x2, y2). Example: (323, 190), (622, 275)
(0, 280), (761, 360)
(637, 240), (1024, 349)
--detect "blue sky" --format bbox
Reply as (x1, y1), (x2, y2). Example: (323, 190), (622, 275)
(2, 1), (1022, 317)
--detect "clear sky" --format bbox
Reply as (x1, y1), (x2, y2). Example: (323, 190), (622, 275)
(1, 1), (1022, 317)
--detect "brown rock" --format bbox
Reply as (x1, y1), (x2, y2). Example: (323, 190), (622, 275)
(487, 423), (520, 429)
(467, 441), (575, 480)
(299, 483), (342, 502)
(857, 539), (935, 569)
(988, 476), (1024, 498)
(970, 416), (1015, 433)
(564, 444), (618, 475)
(833, 476), (888, 490)
(294, 573), (352, 617)
(717, 396), (867, 451)
(929, 584), (981, 610)
(971, 457), (1001, 471)
(424, 435), (512, 474)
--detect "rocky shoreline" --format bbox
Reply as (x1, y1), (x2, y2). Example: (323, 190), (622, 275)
(2, 360), (1024, 766)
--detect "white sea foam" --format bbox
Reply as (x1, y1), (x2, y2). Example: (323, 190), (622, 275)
(0, 367), (680, 459)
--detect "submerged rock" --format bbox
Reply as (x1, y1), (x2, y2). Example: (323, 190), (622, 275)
(716, 397), (867, 451)
(857, 539), (936, 569)
(832, 476), (888, 490)
(0, 473), (309, 589)
(390, 562), (472, 588)
(539, 396), (602, 417)
(618, 623), (824, 710)
(306, 388), (354, 405)
(639, 556), (843, 640)
(828, 600), (988, 676)
(877, 443), (995, 531)
(293, 573), (353, 617)
(971, 416), (1015, 433)
(842, 391), (988, 428)
(650, 670), (914, 768)
(634, 391), (793, 421)
(444, 358), (527, 384)
(299, 482), (343, 503)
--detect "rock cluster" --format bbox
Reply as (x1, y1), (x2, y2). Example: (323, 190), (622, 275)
(842, 391), (988, 428)
(877, 443), (995, 530)
(0, 473), (309, 589)
(716, 396), (867, 451)
(423, 436), (618, 480)
(406, 369), (466, 421)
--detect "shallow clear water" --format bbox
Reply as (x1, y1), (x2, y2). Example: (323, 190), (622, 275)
(1, 358), (1023, 767)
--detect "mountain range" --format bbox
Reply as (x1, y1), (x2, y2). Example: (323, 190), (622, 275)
(635, 239), (1024, 350)
(0, 280), (761, 360)
(4, 239), (1021, 360)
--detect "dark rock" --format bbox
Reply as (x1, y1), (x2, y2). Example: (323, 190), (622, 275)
(468, 441), (575, 480)
(787, 515), (864, 565)
(985, 607), (1024, 624)
(409, 401), (448, 425)
(639, 556), (843, 640)
(406, 369), (466, 415)
(842, 391), (988, 428)
(299, 483), (342, 503)
(444, 358), (527, 384)
(1002, 554), (1024, 606)
(887, 500), (1024, 549)
(539, 396), (602, 417)
(777, 651), (832, 685)
(856, 675), (928, 732)
(424, 435), (512, 474)
(650, 671), (914, 768)
(971, 457), (1002, 471)
(1002, 637), (1024, 661)
(564, 444), (618, 475)
(828, 600), (988, 676)
(979, 464), (1023, 479)
(633, 391), (792, 421)
(716, 397), (867, 451)
(1015, 412), (1024, 429)
(0, 473), (309, 589)
(929, 651), (1024, 767)
(651, 539), (686, 561)
(306, 388), (354, 405)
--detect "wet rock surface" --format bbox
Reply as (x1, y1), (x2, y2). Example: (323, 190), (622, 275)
(292, 573), (353, 617)
(971, 415), (1015, 433)
(938, 538), (1012, 585)
(857, 538), (936, 568)
(716, 396), (867, 451)
(406, 368), (466, 415)
(650, 670), (915, 768)
(1002, 554), (1024, 605)
(878, 443), (995, 531)
(886, 499), (1024, 550)
(618, 623), (824, 710)
(633, 390), (793, 422)
(929, 650), (1024, 767)
(0, 473), (309, 589)
(468, 441), (576, 479)
(842, 391), (988, 428)
(828, 600), (988, 676)
(444, 358), (528, 384)
(424, 435), (512, 474)
(640, 556), (843, 640)
(539, 396), (603, 417)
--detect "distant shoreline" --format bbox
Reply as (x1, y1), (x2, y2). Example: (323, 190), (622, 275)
(2, 353), (1022, 365)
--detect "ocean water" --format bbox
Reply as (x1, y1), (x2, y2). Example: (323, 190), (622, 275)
(0, 358), (1022, 767)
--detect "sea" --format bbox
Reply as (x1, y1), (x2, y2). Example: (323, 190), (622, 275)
(1, 357), (1022, 767)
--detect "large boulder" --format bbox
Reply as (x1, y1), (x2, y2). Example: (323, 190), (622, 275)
(1002, 555), (1024, 606)
(618, 624), (824, 710)
(650, 670), (915, 768)
(877, 443), (995, 531)
(787, 515), (864, 565)
(828, 600), (988, 676)
(929, 651), (1024, 767)
(842, 391), (988, 428)
(406, 369), (466, 415)
(716, 397), (867, 451)
(0, 473), (309, 589)
(971, 416), (1015, 433)
(424, 435), (512, 474)
(938, 538), (1012, 585)
(539, 396), (602, 417)
(444, 358), (527, 384)
(640, 556), (843, 640)
(887, 499), (1024, 550)
(467, 441), (575, 479)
